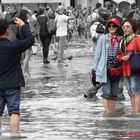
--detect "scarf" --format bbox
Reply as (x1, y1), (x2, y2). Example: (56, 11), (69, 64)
(110, 36), (120, 47)
(120, 33), (136, 53)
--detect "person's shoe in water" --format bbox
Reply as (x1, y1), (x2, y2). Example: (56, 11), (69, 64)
(43, 59), (50, 64)
(103, 111), (124, 117)
(67, 55), (73, 60)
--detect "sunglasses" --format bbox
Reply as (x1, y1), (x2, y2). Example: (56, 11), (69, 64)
(108, 24), (117, 28)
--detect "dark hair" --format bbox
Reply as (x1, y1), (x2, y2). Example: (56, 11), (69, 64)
(0, 19), (8, 36)
(19, 9), (29, 23)
(96, 3), (102, 9)
(131, 3), (136, 9)
(118, 1), (130, 12)
(122, 18), (137, 33)
(39, 8), (45, 15)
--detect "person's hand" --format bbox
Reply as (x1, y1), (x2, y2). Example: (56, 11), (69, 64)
(14, 18), (25, 27)
(122, 54), (130, 61)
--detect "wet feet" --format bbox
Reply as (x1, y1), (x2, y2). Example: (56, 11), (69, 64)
(126, 113), (140, 117)
(103, 111), (124, 117)
(115, 108), (125, 113)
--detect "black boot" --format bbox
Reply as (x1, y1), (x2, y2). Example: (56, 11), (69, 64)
(43, 58), (50, 64)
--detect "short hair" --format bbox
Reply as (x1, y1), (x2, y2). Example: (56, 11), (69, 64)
(0, 19), (8, 36)
(131, 3), (136, 8)
(19, 9), (29, 22)
(39, 8), (45, 15)
(118, 1), (130, 12)
(57, 6), (64, 11)
(96, 3), (102, 9)
(122, 18), (137, 33)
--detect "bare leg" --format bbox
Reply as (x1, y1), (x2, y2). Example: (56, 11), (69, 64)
(132, 95), (140, 114)
(10, 114), (20, 134)
(103, 99), (116, 113)
(108, 100), (116, 112)
(130, 96), (135, 114)
(22, 49), (31, 76)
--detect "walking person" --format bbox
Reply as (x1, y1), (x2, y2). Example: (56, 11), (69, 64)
(19, 9), (33, 76)
(56, 5), (74, 64)
(94, 18), (124, 117)
(0, 18), (34, 135)
(37, 7), (52, 64)
(117, 19), (140, 116)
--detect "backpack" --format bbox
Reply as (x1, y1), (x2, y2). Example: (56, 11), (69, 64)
(90, 22), (104, 42)
(96, 23), (105, 34)
(47, 15), (60, 35)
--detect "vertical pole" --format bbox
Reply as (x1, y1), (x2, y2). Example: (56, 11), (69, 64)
(0, 0), (2, 13)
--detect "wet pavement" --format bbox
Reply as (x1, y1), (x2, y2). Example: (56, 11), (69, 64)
(1, 39), (140, 140)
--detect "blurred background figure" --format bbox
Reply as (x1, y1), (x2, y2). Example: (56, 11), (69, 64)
(55, 5), (74, 64)
(37, 7), (52, 64)
(19, 9), (34, 77)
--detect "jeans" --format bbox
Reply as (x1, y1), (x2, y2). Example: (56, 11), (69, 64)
(0, 88), (21, 116)
(124, 73), (140, 96)
(101, 77), (120, 100)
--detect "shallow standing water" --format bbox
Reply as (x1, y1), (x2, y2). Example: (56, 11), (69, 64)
(1, 47), (140, 140)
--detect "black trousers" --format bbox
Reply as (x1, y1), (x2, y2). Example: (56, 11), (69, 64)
(40, 36), (51, 60)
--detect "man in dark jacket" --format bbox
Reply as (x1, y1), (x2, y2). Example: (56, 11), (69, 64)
(0, 18), (34, 135)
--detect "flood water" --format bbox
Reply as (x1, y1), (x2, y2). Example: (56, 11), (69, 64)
(1, 47), (140, 140)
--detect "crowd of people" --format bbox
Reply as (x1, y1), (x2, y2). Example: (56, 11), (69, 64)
(0, 0), (140, 137)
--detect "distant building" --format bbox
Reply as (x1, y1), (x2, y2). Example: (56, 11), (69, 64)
(0, 0), (138, 12)
(1, 0), (70, 11)
(1, 0), (103, 11)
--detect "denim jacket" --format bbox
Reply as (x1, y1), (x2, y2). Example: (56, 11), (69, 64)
(94, 34), (112, 83)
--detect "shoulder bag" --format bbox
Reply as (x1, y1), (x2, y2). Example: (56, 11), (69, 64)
(47, 15), (59, 35)
(130, 37), (140, 73)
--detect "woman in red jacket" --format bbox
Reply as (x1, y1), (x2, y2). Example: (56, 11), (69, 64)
(117, 19), (140, 116)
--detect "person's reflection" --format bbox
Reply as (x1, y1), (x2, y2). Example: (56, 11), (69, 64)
(113, 131), (140, 139)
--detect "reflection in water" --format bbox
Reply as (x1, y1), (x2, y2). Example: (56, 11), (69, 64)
(112, 131), (140, 140)
(1, 64), (140, 139)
